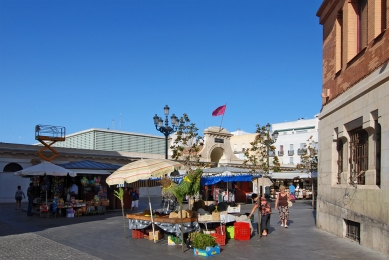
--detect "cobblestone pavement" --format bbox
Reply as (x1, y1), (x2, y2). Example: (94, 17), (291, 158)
(0, 226), (101, 260)
(0, 199), (387, 260)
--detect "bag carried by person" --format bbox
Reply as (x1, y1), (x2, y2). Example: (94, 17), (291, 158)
(288, 200), (293, 207)
(290, 194), (296, 201)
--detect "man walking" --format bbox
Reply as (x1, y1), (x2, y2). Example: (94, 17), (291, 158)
(27, 183), (34, 216)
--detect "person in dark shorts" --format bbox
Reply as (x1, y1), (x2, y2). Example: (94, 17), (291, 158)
(15, 185), (26, 210)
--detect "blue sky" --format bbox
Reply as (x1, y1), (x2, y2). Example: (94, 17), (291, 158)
(0, 0), (323, 145)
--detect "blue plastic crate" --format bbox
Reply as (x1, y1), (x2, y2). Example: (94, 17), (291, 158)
(193, 245), (220, 257)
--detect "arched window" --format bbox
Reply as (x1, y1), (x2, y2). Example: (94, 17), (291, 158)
(3, 163), (23, 172)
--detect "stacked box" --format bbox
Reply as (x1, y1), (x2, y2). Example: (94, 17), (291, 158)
(234, 222), (250, 240)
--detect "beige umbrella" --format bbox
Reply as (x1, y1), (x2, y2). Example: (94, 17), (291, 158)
(106, 158), (184, 242)
(106, 158), (183, 185)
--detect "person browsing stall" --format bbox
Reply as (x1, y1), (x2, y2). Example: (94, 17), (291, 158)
(131, 189), (139, 212)
(27, 183), (34, 216)
(248, 194), (272, 236)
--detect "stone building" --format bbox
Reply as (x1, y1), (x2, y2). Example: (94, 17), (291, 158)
(316, 0), (388, 255)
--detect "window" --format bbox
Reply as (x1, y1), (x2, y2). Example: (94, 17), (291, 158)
(347, 0), (368, 60)
(278, 145), (284, 156)
(337, 139), (344, 184)
(290, 144), (294, 150)
(357, 0), (368, 52)
(242, 143), (245, 152)
(336, 10), (343, 71)
(289, 157), (294, 164)
(345, 219), (360, 243)
(233, 144), (237, 152)
(349, 127), (368, 185)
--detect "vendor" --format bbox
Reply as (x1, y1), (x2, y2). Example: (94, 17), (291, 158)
(69, 181), (79, 200)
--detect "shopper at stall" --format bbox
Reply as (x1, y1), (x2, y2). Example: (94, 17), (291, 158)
(275, 185), (290, 228)
(131, 189), (139, 212)
(248, 194), (272, 236)
(289, 183), (295, 196)
(27, 183), (34, 216)
(69, 181), (79, 199)
(15, 185), (26, 210)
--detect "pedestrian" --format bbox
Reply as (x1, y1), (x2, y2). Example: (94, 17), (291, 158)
(289, 183), (295, 196)
(27, 183), (34, 216)
(128, 187), (133, 211)
(275, 185), (291, 228)
(131, 188), (139, 212)
(15, 185), (26, 210)
(248, 194), (272, 236)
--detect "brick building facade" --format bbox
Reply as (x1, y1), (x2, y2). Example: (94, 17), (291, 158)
(316, 0), (388, 255)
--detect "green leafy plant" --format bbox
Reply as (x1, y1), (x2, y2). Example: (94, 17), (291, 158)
(114, 188), (126, 238)
(191, 232), (217, 250)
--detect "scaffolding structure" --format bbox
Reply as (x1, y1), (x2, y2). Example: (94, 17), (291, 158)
(35, 125), (66, 161)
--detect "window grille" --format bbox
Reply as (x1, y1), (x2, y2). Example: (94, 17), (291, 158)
(349, 128), (368, 185)
(337, 139), (343, 184)
(345, 219), (360, 243)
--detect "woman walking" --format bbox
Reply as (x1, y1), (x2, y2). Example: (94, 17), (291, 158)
(275, 185), (290, 228)
(15, 185), (26, 210)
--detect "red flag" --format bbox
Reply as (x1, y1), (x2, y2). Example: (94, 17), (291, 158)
(212, 105), (226, 116)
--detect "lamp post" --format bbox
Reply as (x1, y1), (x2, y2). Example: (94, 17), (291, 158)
(264, 123), (279, 197)
(153, 105), (179, 159)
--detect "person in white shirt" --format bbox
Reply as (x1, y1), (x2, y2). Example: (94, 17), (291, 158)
(69, 182), (79, 199)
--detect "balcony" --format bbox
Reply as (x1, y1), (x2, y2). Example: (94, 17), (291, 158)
(297, 148), (307, 155)
(278, 151), (284, 156)
(288, 150), (294, 156)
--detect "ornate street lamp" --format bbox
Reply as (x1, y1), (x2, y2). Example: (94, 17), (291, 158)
(153, 105), (179, 159)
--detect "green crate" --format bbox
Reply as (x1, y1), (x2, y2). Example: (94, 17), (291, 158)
(226, 226), (234, 239)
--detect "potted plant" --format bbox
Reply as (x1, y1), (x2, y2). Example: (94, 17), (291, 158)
(189, 232), (220, 257)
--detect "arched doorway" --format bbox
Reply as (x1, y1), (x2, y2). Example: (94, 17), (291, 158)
(210, 147), (224, 166)
(3, 163), (23, 172)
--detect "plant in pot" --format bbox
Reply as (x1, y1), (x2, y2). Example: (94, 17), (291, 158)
(189, 232), (220, 256)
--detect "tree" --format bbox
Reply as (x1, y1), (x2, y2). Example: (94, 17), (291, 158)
(170, 113), (205, 252)
(297, 135), (318, 209)
(243, 124), (278, 241)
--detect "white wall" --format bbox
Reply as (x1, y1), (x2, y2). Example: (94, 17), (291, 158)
(0, 172), (31, 203)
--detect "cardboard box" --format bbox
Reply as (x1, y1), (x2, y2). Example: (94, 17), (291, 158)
(227, 204), (241, 213)
(148, 230), (163, 241)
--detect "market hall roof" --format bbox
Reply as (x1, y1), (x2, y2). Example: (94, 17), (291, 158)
(58, 160), (121, 170)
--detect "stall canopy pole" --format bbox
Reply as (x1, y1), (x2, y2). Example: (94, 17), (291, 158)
(146, 180), (156, 243)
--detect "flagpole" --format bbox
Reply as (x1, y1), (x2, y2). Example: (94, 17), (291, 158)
(219, 103), (227, 131)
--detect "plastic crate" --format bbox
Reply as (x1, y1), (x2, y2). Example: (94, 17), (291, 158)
(132, 229), (144, 239)
(210, 233), (226, 246)
(226, 226), (234, 239)
(215, 225), (226, 235)
(234, 222), (250, 240)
